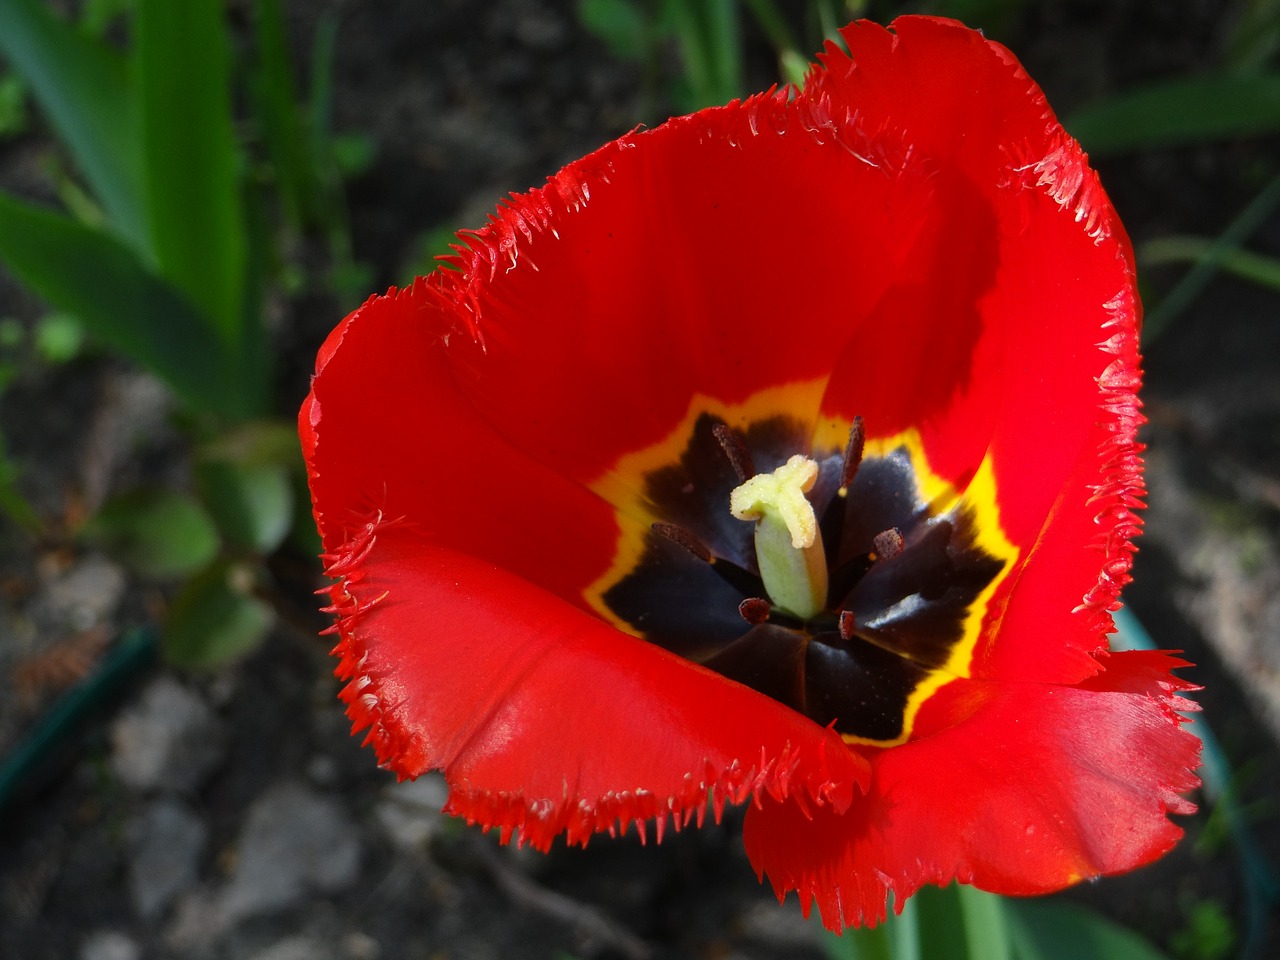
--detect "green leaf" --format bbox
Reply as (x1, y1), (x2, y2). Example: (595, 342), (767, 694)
(80, 0), (137, 40)
(0, 191), (255, 418)
(1007, 899), (1172, 960)
(0, 73), (29, 138)
(929, 0), (1025, 38)
(33, 312), (85, 363)
(1067, 73), (1280, 155)
(825, 895), (919, 960)
(197, 419), (301, 555)
(907, 884), (1012, 960)
(1141, 235), (1280, 291)
(135, 0), (247, 342)
(825, 923), (895, 960)
(85, 489), (220, 579)
(164, 560), (274, 667)
(250, 0), (321, 230)
(663, 0), (743, 109)
(956, 885), (1011, 960)
(827, 886), (1017, 960)
(1141, 171), (1280, 340)
(1170, 899), (1237, 960)
(0, 0), (145, 246)
(578, 0), (649, 61)
(196, 459), (293, 555)
(329, 132), (376, 178)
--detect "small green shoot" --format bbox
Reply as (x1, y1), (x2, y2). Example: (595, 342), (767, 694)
(1170, 899), (1237, 960)
(84, 490), (221, 580)
(164, 560), (275, 668)
(0, 73), (28, 138)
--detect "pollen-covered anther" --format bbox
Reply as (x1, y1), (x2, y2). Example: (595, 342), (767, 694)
(837, 609), (856, 642)
(739, 597), (772, 624)
(840, 415), (865, 491)
(872, 527), (904, 561)
(712, 421), (755, 482)
(652, 521), (713, 562)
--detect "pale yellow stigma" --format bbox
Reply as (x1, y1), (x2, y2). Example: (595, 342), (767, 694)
(729, 455), (827, 620)
(729, 454), (820, 548)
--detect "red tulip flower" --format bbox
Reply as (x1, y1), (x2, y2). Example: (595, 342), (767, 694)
(302, 15), (1200, 929)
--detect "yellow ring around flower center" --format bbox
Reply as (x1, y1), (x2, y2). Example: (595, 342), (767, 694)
(585, 380), (1019, 748)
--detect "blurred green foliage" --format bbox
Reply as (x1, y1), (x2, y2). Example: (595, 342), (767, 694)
(823, 883), (1174, 960)
(1171, 899), (1238, 960)
(0, 0), (357, 665)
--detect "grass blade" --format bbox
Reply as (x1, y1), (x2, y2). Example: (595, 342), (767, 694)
(1067, 72), (1280, 156)
(0, 0), (145, 246)
(1141, 170), (1280, 340)
(135, 0), (247, 343)
(1142, 235), (1280, 290)
(250, 0), (321, 230)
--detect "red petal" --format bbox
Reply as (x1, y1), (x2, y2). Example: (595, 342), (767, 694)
(301, 281), (618, 611)
(741, 650), (1200, 930)
(327, 521), (868, 848)
(419, 42), (1002, 494)
(803, 17), (1143, 683)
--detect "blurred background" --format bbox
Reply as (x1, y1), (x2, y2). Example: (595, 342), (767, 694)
(0, 1), (1277, 959)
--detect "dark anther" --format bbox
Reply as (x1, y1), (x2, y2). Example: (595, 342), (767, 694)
(840, 415), (865, 490)
(872, 527), (904, 561)
(838, 609), (856, 641)
(738, 597), (772, 624)
(652, 521), (712, 562)
(712, 421), (755, 482)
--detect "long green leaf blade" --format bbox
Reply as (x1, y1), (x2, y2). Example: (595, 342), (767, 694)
(1007, 899), (1172, 960)
(957, 885), (1011, 960)
(0, 191), (250, 418)
(135, 0), (246, 342)
(0, 0), (146, 246)
(250, 0), (321, 230)
(1068, 73), (1280, 155)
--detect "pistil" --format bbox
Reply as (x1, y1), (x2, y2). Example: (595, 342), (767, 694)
(729, 455), (829, 620)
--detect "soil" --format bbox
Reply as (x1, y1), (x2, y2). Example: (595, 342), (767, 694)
(1, 2), (1278, 960)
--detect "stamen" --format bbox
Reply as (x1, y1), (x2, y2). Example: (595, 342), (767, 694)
(838, 609), (856, 641)
(873, 527), (904, 561)
(840, 416), (865, 491)
(652, 521), (712, 562)
(712, 421), (755, 482)
(738, 597), (772, 624)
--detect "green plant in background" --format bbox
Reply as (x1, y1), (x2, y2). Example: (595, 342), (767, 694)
(576, 0), (1027, 116)
(578, 0), (849, 114)
(0, 0), (356, 665)
(1172, 899), (1238, 960)
(1062, 0), (1280, 341)
(823, 883), (1178, 960)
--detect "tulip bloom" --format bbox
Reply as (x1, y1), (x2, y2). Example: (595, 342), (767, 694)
(302, 15), (1200, 929)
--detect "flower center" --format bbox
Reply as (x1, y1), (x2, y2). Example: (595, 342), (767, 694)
(586, 404), (1015, 746)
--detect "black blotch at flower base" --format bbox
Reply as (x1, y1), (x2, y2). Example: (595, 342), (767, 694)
(602, 413), (1006, 745)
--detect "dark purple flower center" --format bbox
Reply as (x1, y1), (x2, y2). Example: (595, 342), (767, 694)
(600, 414), (1006, 745)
